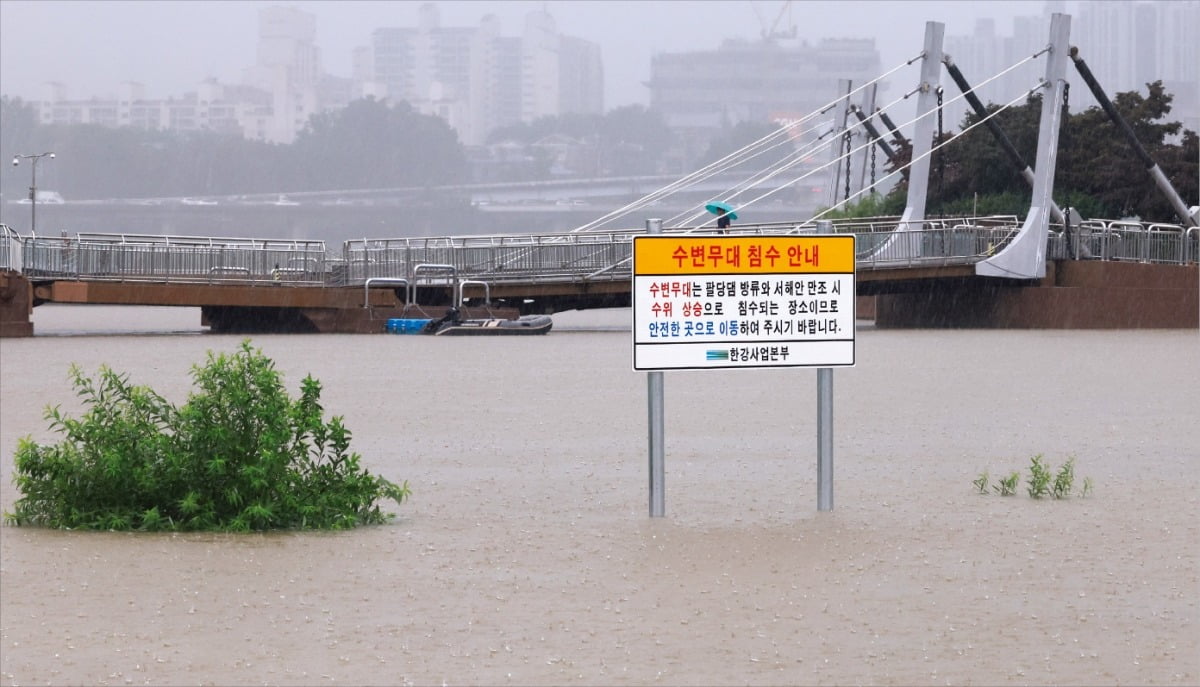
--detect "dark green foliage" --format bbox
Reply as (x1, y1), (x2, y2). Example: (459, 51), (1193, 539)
(881, 82), (1197, 223)
(6, 341), (409, 531)
(1, 95), (468, 200)
(290, 97), (468, 190)
(816, 191), (906, 220)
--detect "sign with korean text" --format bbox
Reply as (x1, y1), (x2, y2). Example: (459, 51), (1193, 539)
(633, 235), (856, 370)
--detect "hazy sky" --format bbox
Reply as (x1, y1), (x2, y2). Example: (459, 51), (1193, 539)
(1, 0), (1058, 107)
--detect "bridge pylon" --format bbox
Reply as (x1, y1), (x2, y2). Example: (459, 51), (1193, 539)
(976, 13), (1072, 280)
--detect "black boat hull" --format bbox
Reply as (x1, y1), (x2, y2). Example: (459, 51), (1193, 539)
(431, 315), (553, 336)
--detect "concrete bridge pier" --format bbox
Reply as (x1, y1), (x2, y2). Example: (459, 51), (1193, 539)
(874, 261), (1198, 328)
(0, 272), (34, 337)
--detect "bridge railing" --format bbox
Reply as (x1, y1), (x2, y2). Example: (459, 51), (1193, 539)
(5, 217), (1192, 289)
(0, 224), (22, 272)
(341, 218), (1026, 288)
(342, 230), (642, 287)
(18, 233), (328, 284)
(1049, 220), (1198, 264)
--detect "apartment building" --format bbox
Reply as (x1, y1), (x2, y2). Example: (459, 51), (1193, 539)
(22, 4), (601, 147)
(647, 36), (882, 169)
(362, 4), (603, 145)
(942, 1), (1198, 135)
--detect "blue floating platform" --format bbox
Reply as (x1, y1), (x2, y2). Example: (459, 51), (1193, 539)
(386, 318), (432, 334)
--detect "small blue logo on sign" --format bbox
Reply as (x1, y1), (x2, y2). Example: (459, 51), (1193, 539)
(706, 349), (730, 361)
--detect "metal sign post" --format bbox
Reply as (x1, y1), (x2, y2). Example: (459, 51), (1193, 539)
(646, 218), (666, 517)
(633, 230), (856, 515)
(817, 367), (834, 511)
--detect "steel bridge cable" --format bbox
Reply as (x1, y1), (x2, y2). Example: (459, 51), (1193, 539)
(570, 53), (925, 232)
(714, 50), (1051, 225)
(807, 80), (1050, 223)
(941, 46), (1049, 108)
(667, 129), (849, 227)
(670, 105), (918, 228)
(672, 81), (950, 227)
(569, 115), (815, 231)
(657, 120), (832, 221)
(662, 121), (837, 226)
(575, 54), (921, 231)
(719, 78), (1047, 224)
(572, 117), (834, 232)
(711, 48), (1050, 225)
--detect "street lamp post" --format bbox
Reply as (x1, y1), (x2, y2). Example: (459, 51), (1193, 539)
(12, 152), (55, 236)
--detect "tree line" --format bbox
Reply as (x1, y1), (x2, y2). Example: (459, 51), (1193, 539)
(0, 96), (469, 201)
(852, 80), (1197, 223)
(0, 97), (675, 202)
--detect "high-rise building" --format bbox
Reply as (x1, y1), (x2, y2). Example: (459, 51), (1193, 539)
(363, 4), (603, 146)
(942, 2), (1198, 136)
(241, 6), (323, 144)
(1076, 0), (1198, 133)
(647, 37), (882, 169)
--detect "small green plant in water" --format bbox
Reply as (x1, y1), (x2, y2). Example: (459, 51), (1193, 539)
(1080, 476), (1094, 498)
(5, 341), (409, 531)
(973, 470), (990, 494)
(993, 471), (1020, 496)
(1052, 457), (1076, 499)
(1026, 454), (1052, 499)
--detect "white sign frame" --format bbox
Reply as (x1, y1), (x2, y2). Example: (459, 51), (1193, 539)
(632, 235), (857, 371)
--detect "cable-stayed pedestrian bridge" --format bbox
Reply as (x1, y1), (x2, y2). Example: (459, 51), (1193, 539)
(1, 214), (1194, 335)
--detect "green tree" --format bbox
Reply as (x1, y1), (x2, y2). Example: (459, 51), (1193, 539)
(0, 96), (44, 201)
(883, 81), (1197, 222)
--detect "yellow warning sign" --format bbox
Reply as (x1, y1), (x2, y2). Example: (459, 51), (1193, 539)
(633, 236), (855, 275)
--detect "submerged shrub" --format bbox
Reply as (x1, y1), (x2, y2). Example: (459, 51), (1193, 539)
(6, 341), (408, 531)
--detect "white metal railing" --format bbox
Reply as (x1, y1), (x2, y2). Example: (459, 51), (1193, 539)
(2, 219), (1194, 290)
(0, 224), (22, 272)
(16, 232), (327, 285)
(341, 217), (1027, 286)
(1048, 220), (1198, 265)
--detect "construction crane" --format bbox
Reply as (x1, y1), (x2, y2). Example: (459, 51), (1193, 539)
(752, 0), (798, 41)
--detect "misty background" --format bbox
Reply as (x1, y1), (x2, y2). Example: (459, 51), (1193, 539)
(1, 1), (1056, 107)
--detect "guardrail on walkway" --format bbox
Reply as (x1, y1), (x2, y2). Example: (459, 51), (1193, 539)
(340, 216), (1025, 287)
(3, 217), (1195, 289)
(15, 232), (327, 285)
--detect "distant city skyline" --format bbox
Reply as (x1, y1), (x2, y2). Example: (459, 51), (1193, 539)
(3, 0), (1073, 108)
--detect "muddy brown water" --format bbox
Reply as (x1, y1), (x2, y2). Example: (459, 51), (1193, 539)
(1, 306), (1196, 685)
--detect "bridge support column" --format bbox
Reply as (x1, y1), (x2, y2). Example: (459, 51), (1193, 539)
(0, 271), (34, 337)
(896, 21), (945, 233)
(976, 13), (1072, 280)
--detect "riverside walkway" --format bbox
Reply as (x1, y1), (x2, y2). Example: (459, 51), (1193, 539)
(1, 215), (1196, 335)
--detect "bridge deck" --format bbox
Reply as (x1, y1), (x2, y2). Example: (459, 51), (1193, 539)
(2, 216), (1196, 334)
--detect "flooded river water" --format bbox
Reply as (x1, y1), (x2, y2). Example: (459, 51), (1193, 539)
(1, 306), (1196, 685)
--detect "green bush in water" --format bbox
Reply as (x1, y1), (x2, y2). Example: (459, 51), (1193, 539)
(6, 341), (409, 531)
